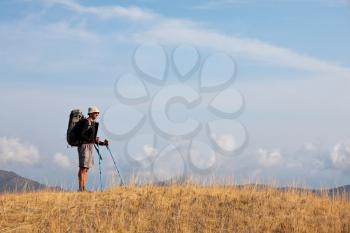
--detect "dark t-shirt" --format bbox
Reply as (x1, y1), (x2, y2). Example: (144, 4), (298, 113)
(79, 119), (99, 144)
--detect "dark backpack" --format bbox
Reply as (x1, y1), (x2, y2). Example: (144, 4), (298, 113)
(67, 109), (85, 146)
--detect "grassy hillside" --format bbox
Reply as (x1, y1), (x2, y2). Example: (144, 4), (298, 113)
(1, 185), (350, 233)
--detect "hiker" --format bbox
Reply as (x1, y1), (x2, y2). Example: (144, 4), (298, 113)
(77, 106), (108, 192)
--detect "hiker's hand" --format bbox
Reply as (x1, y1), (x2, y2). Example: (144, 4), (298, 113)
(104, 139), (109, 146)
(95, 137), (100, 144)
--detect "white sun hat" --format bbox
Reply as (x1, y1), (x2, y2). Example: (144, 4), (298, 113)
(88, 106), (100, 114)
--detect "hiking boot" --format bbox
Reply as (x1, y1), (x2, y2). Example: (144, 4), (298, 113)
(81, 187), (92, 193)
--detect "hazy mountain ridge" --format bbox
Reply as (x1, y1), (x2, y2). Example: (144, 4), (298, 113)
(1, 170), (349, 196)
(155, 179), (350, 199)
(0, 170), (61, 193)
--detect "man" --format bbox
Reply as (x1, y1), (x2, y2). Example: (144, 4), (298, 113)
(77, 106), (108, 192)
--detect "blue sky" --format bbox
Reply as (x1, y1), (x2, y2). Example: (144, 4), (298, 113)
(0, 0), (350, 189)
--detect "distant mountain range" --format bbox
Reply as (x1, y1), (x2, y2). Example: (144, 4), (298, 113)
(0, 170), (62, 193)
(157, 178), (350, 199)
(236, 184), (350, 199)
(1, 169), (349, 196)
(326, 185), (350, 197)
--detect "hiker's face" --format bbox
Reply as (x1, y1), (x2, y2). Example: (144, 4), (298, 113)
(89, 112), (99, 120)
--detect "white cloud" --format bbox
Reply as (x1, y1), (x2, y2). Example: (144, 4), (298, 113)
(135, 19), (350, 77)
(212, 134), (236, 151)
(0, 137), (40, 165)
(285, 142), (326, 171)
(143, 144), (157, 157)
(152, 144), (185, 182)
(330, 142), (350, 170)
(256, 148), (283, 168)
(189, 141), (216, 170)
(53, 152), (71, 169)
(45, 0), (158, 21)
(0, 20), (122, 74)
(4, 0), (349, 79)
(303, 142), (319, 152)
(193, 0), (350, 9)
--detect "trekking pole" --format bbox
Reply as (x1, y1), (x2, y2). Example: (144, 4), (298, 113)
(94, 144), (103, 192)
(106, 145), (124, 186)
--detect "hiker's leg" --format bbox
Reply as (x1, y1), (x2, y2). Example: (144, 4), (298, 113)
(82, 168), (89, 191)
(82, 168), (86, 190)
(78, 167), (84, 191)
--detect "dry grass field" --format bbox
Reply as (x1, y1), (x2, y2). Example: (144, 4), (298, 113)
(1, 184), (350, 233)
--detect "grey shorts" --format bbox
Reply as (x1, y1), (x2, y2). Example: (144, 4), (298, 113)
(78, 144), (94, 168)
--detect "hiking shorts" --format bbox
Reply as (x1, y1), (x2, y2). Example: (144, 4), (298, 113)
(78, 144), (94, 168)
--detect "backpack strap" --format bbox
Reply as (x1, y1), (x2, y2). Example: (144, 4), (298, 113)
(94, 122), (99, 141)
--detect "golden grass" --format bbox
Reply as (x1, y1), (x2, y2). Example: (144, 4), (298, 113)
(1, 184), (350, 233)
